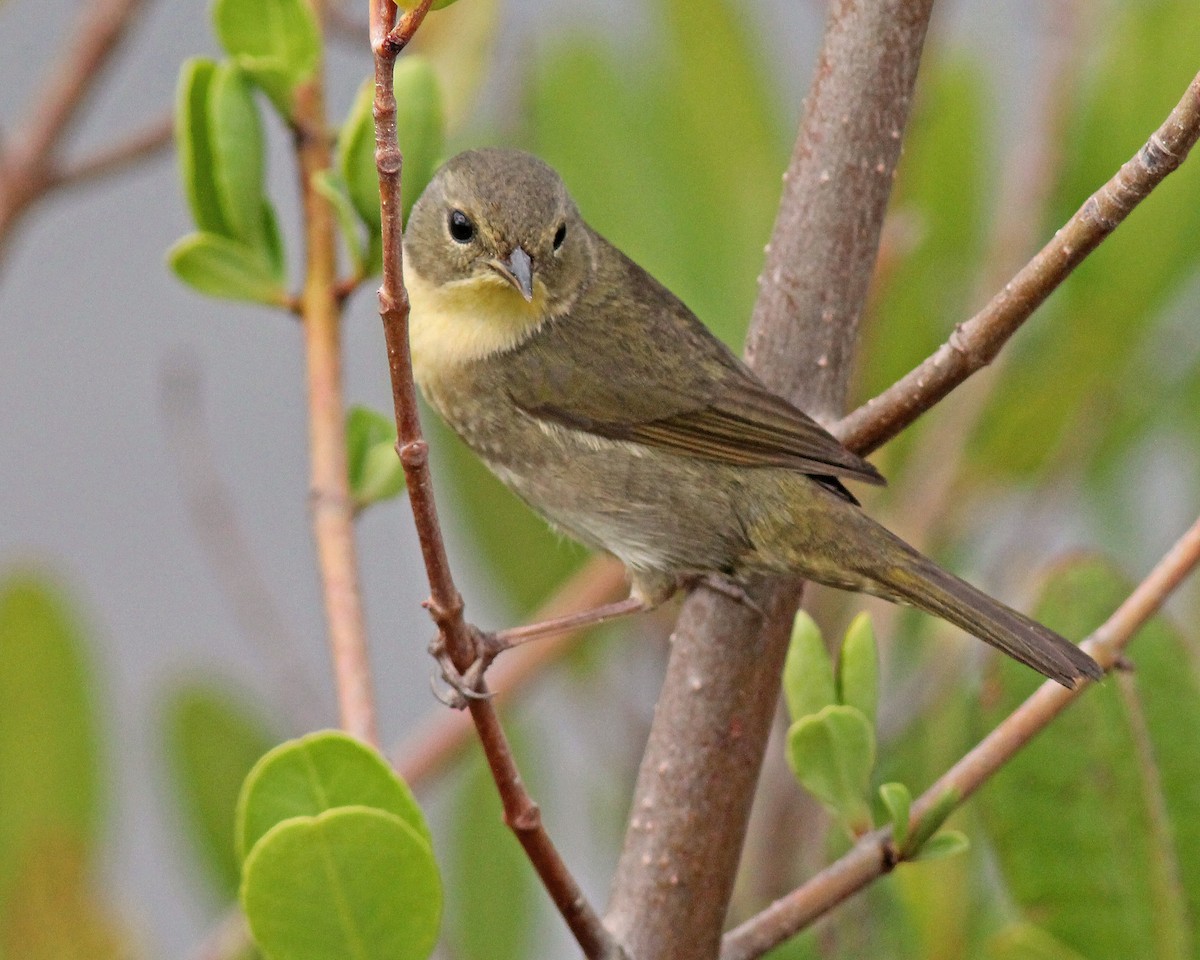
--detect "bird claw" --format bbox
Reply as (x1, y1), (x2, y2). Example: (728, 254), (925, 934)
(427, 631), (496, 710)
(694, 573), (764, 616)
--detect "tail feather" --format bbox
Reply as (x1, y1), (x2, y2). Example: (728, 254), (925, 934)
(876, 553), (1103, 689)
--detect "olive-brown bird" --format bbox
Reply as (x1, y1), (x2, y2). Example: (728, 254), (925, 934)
(403, 148), (1101, 688)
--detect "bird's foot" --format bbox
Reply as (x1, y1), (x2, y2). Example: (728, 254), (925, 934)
(691, 573), (764, 616)
(428, 628), (496, 710)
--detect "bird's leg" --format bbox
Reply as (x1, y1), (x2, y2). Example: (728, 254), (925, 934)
(428, 596), (650, 708)
(477, 595), (648, 658)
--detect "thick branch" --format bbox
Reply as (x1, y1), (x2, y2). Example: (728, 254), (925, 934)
(370, 6), (616, 956)
(721, 514), (1200, 960)
(838, 69), (1200, 455)
(604, 4), (935, 958)
(294, 4), (378, 745)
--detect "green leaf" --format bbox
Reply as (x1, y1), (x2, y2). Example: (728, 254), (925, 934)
(911, 829), (969, 863)
(163, 682), (276, 900)
(338, 79), (381, 232)
(986, 923), (1091, 960)
(906, 786), (959, 857)
(393, 58), (445, 218)
(212, 0), (321, 116)
(786, 705), (875, 833)
(879, 781), (912, 852)
(168, 232), (289, 306)
(837, 612), (878, 726)
(978, 556), (1200, 960)
(241, 806), (441, 960)
(782, 611), (835, 723)
(0, 572), (101, 910)
(260, 200), (286, 281)
(176, 58), (229, 236)
(208, 63), (267, 248)
(236, 730), (431, 863)
(314, 171), (367, 276)
(346, 406), (405, 508)
(447, 748), (534, 960)
(430, 0), (462, 8)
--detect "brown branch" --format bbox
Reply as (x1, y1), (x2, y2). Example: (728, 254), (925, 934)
(604, 4), (935, 959)
(5, 0), (150, 178)
(720, 514), (1200, 960)
(44, 114), (174, 192)
(392, 556), (626, 784)
(837, 69), (1200, 456)
(369, 4), (617, 956)
(0, 0), (152, 257)
(293, 0), (378, 746)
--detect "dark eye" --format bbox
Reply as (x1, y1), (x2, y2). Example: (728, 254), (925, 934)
(552, 223), (566, 251)
(448, 210), (475, 243)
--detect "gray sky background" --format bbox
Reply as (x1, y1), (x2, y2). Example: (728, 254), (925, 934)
(0, 0), (1127, 955)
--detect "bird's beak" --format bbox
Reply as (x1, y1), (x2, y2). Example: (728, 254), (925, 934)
(487, 246), (535, 302)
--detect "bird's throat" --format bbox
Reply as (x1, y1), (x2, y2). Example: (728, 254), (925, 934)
(406, 265), (550, 386)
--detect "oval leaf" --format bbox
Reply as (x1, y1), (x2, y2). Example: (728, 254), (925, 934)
(393, 57), (445, 218)
(168, 232), (288, 305)
(213, 0), (321, 108)
(0, 572), (100, 904)
(208, 63), (267, 248)
(912, 829), (969, 863)
(878, 781), (912, 852)
(782, 611), (836, 723)
(236, 729), (430, 862)
(786, 704), (875, 832)
(176, 58), (229, 235)
(347, 406), (405, 508)
(837, 612), (878, 726)
(242, 806), (441, 960)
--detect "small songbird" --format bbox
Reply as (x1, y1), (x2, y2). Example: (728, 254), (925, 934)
(403, 148), (1101, 688)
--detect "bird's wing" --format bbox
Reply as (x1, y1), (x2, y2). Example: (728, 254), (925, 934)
(503, 249), (884, 487)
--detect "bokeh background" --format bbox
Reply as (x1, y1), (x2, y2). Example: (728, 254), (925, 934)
(1, 0), (1198, 957)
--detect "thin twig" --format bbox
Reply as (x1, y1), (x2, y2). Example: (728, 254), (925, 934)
(294, 0), (379, 746)
(720, 514), (1200, 960)
(838, 69), (1200, 456)
(44, 114), (174, 192)
(369, 3), (618, 956)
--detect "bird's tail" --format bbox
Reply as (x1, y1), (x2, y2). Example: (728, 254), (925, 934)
(871, 548), (1102, 689)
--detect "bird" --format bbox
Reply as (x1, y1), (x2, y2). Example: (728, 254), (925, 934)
(402, 147), (1101, 689)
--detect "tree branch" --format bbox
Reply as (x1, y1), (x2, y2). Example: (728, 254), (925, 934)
(604, 4), (935, 958)
(294, 0), (378, 746)
(44, 114), (173, 193)
(370, 4), (617, 956)
(837, 69), (1200, 456)
(0, 0), (154, 257)
(720, 513), (1200, 960)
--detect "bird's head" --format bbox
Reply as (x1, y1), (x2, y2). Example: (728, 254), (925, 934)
(404, 148), (594, 321)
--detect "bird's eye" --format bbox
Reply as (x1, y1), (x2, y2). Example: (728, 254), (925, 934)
(448, 210), (475, 244)
(553, 223), (567, 251)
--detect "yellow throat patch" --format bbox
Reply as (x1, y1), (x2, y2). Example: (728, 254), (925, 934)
(406, 265), (550, 386)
